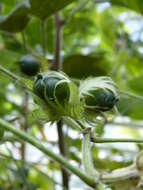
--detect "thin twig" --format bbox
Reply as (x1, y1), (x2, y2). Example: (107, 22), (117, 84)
(91, 136), (143, 144)
(21, 31), (27, 53)
(65, 117), (143, 144)
(108, 121), (143, 129)
(120, 91), (143, 102)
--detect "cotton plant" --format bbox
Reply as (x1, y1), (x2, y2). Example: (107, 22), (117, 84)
(0, 64), (143, 189)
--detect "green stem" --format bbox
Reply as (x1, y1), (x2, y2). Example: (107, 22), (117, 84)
(82, 128), (99, 178)
(108, 121), (143, 129)
(101, 164), (138, 183)
(82, 129), (111, 190)
(63, 117), (83, 132)
(120, 91), (143, 102)
(66, 117), (143, 144)
(0, 118), (96, 188)
(91, 137), (143, 144)
(0, 64), (20, 81)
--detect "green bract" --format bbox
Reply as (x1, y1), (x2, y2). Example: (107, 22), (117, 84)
(19, 54), (41, 76)
(79, 77), (119, 111)
(33, 71), (82, 121)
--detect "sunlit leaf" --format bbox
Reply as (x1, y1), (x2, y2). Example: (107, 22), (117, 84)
(110, 0), (143, 15)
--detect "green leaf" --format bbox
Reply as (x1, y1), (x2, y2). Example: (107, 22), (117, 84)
(29, 169), (54, 190)
(128, 75), (143, 96)
(62, 54), (109, 79)
(117, 95), (143, 120)
(110, 0), (143, 15)
(0, 3), (30, 33)
(28, 0), (77, 19)
(125, 55), (143, 77)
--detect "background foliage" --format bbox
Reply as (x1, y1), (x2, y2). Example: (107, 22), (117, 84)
(0, 0), (143, 189)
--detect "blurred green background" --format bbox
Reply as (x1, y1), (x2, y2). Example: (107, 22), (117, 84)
(0, 0), (143, 190)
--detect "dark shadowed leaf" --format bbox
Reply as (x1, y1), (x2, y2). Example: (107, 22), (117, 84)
(28, 0), (77, 19)
(0, 3), (30, 33)
(62, 54), (109, 79)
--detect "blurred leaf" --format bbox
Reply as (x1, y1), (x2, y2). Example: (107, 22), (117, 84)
(29, 169), (54, 190)
(1, 0), (16, 14)
(125, 55), (143, 77)
(28, 0), (77, 19)
(117, 95), (143, 119)
(0, 49), (20, 71)
(128, 75), (143, 95)
(110, 0), (143, 15)
(24, 17), (54, 52)
(0, 3), (30, 33)
(63, 54), (109, 78)
(96, 9), (122, 49)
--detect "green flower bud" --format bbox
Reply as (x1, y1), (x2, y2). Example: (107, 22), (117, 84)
(79, 77), (119, 112)
(19, 54), (41, 76)
(33, 71), (70, 104)
(33, 71), (81, 121)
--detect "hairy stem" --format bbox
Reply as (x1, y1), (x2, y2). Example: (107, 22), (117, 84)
(82, 128), (99, 178)
(65, 117), (143, 144)
(82, 129), (111, 190)
(0, 118), (96, 188)
(101, 164), (138, 183)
